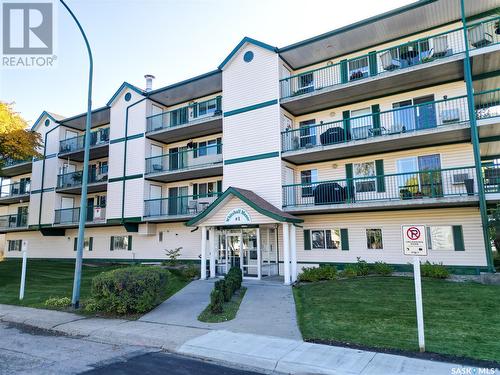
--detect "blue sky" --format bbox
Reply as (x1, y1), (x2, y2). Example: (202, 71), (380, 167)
(0, 0), (412, 124)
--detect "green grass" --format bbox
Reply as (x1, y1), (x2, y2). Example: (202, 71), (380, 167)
(0, 259), (190, 315)
(293, 277), (500, 363)
(198, 287), (247, 323)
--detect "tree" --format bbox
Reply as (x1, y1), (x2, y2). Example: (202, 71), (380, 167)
(0, 102), (42, 171)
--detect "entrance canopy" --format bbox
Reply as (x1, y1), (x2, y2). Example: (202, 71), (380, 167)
(186, 187), (303, 227)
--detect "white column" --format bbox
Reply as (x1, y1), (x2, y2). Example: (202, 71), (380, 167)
(282, 223), (291, 285)
(200, 226), (207, 280)
(256, 227), (262, 280)
(290, 224), (297, 282)
(209, 227), (216, 278)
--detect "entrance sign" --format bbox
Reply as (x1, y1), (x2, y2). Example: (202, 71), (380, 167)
(402, 225), (427, 256)
(225, 208), (251, 225)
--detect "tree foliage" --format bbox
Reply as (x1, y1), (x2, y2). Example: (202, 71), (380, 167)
(0, 102), (42, 171)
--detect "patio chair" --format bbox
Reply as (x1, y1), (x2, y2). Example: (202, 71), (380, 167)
(468, 24), (493, 48)
(379, 50), (401, 71)
(152, 163), (163, 172)
(187, 200), (198, 215)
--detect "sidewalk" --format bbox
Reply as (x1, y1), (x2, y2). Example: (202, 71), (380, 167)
(0, 303), (478, 375)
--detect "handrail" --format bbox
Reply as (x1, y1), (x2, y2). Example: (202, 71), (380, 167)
(0, 181), (31, 197)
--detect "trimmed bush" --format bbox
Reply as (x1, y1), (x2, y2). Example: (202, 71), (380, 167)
(298, 265), (337, 282)
(90, 266), (168, 314)
(373, 261), (394, 276)
(420, 261), (450, 279)
(355, 257), (370, 276)
(341, 265), (358, 278)
(224, 279), (235, 301)
(44, 297), (71, 309)
(227, 267), (242, 289)
(209, 289), (224, 313)
(183, 265), (200, 279)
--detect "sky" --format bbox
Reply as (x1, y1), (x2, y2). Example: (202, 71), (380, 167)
(0, 0), (413, 125)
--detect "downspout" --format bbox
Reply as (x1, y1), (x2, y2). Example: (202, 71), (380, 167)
(121, 97), (147, 224)
(38, 125), (60, 228)
(460, 0), (495, 272)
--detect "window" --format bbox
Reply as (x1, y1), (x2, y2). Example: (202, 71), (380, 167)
(301, 170), (318, 197)
(349, 56), (369, 80)
(354, 162), (376, 192)
(111, 236), (131, 251)
(299, 120), (316, 148)
(427, 226), (454, 250)
(298, 72), (313, 91)
(310, 229), (341, 250)
(8, 240), (22, 252)
(74, 237), (92, 251)
(397, 154), (442, 197)
(350, 107), (372, 139)
(197, 138), (220, 157)
(366, 229), (383, 249)
(158, 231), (163, 242)
(198, 99), (217, 117)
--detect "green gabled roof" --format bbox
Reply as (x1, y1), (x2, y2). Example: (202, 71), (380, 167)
(106, 81), (145, 106)
(218, 37), (277, 70)
(186, 187), (303, 226)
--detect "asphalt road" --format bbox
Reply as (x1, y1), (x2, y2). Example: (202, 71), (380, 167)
(0, 322), (261, 375)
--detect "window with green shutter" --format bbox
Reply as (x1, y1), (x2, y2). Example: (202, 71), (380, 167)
(452, 226), (465, 251)
(340, 229), (349, 250)
(371, 104), (380, 134)
(304, 230), (311, 250)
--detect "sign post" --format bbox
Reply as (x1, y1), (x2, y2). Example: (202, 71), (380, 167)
(402, 225), (427, 352)
(19, 241), (28, 300)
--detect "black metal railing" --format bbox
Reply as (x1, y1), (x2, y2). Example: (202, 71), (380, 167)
(59, 127), (110, 154)
(54, 205), (106, 224)
(0, 181), (31, 198)
(483, 164), (500, 194)
(57, 166), (108, 189)
(0, 213), (28, 229)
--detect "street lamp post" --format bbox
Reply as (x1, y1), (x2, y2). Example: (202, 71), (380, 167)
(59, 0), (93, 308)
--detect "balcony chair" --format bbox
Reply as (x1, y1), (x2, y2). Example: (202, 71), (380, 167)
(152, 163), (163, 172)
(468, 24), (493, 48)
(187, 201), (198, 215)
(379, 50), (401, 71)
(430, 35), (450, 58)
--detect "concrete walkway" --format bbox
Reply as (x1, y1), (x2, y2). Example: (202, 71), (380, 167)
(140, 279), (302, 340)
(0, 304), (479, 375)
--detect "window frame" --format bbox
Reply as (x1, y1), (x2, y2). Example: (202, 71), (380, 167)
(112, 235), (129, 251)
(8, 239), (22, 252)
(426, 225), (455, 250)
(366, 228), (384, 249)
(353, 161), (376, 193)
(309, 229), (342, 250)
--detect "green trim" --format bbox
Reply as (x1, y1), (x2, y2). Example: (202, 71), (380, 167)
(218, 37), (277, 70)
(304, 229), (311, 250)
(453, 225), (465, 251)
(30, 187), (55, 194)
(106, 217), (142, 225)
(110, 133), (144, 144)
(31, 111), (61, 131)
(186, 187), (303, 226)
(340, 228), (349, 250)
(479, 135), (500, 143)
(224, 99), (278, 117)
(106, 82), (145, 106)
(108, 174), (143, 183)
(224, 151), (279, 165)
(472, 69), (500, 81)
(375, 159), (385, 193)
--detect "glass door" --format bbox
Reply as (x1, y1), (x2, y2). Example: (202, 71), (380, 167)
(261, 227), (278, 277)
(413, 95), (436, 130)
(216, 231), (228, 276)
(227, 233), (241, 272)
(241, 229), (258, 277)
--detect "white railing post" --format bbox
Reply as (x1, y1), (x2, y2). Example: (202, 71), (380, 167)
(283, 223), (291, 285)
(290, 224), (297, 282)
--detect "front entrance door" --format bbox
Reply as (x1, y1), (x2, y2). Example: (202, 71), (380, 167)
(227, 233), (241, 271)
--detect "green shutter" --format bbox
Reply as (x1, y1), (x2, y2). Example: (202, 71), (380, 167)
(192, 142), (198, 158)
(89, 237), (93, 251)
(340, 229), (349, 250)
(193, 184), (198, 198)
(452, 226), (465, 251)
(128, 236), (133, 251)
(342, 110), (351, 139)
(217, 137), (222, 154)
(368, 51), (377, 76)
(345, 163), (353, 201)
(217, 180), (223, 193)
(371, 104), (380, 135)
(375, 159), (385, 192)
(340, 60), (348, 83)
(216, 95), (222, 113)
(110, 236), (114, 251)
(74, 238), (77, 251)
(192, 103), (198, 118)
(304, 230), (311, 250)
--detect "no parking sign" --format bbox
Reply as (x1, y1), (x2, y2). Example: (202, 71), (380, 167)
(402, 225), (427, 256)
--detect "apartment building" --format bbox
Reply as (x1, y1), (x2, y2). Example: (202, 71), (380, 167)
(1, 0), (499, 283)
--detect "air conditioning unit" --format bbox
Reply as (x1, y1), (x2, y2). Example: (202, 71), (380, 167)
(452, 173), (469, 184)
(93, 207), (103, 219)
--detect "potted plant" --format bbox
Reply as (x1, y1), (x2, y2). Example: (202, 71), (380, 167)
(414, 191), (423, 199)
(464, 178), (475, 196)
(399, 188), (413, 200)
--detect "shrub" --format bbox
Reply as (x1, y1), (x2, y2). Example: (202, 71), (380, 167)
(209, 289), (224, 313)
(494, 252), (500, 272)
(227, 267), (242, 290)
(223, 278), (235, 301)
(298, 265), (337, 282)
(355, 257), (370, 276)
(164, 247), (182, 266)
(373, 261), (394, 276)
(420, 261), (450, 279)
(183, 265), (200, 279)
(83, 298), (99, 313)
(44, 297), (71, 309)
(91, 266), (168, 314)
(341, 265), (358, 278)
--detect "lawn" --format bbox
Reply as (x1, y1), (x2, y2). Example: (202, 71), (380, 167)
(293, 276), (500, 363)
(0, 259), (189, 312)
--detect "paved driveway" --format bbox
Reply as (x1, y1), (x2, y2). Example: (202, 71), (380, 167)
(140, 279), (302, 340)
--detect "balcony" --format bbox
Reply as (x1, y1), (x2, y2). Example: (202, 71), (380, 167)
(282, 95), (470, 164)
(283, 166), (478, 214)
(59, 127), (110, 162)
(475, 89), (500, 147)
(484, 164), (500, 201)
(0, 213), (28, 231)
(1, 158), (32, 177)
(280, 18), (500, 115)
(144, 193), (220, 221)
(146, 96), (222, 143)
(0, 181), (30, 205)
(145, 143), (223, 183)
(54, 205), (106, 226)
(56, 167), (108, 194)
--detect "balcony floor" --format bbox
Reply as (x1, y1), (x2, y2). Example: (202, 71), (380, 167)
(55, 181), (108, 195)
(1, 162), (32, 178)
(282, 122), (470, 165)
(145, 164), (223, 183)
(146, 116), (222, 144)
(284, 195), (479, 215)
(143, 214), (195, 223)
(0, 194), (30, 205)
(281, 54), (465, 116)
(58, 143), (109, 162)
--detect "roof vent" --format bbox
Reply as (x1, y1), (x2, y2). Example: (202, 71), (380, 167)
(144, 74), (155, 92)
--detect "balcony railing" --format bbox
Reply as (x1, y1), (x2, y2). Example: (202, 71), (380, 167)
(483, 164), (500, 194)
(146, 96), (222, 133)
(279, 17), (499, 99)
(282, 166), (477, 209)
(282, 95), (469, 152)
(0, 213), (28, 229)
(475, 88), (500, 121)
(57, 167), (108, 189)
(144, 193), (221, 218)
(4, 158), (32, 167)
(59, 127), (110, 154)
(145, 143), (223, 175)
(0, 181), (30, 198)
(54, 205), (106, 225)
